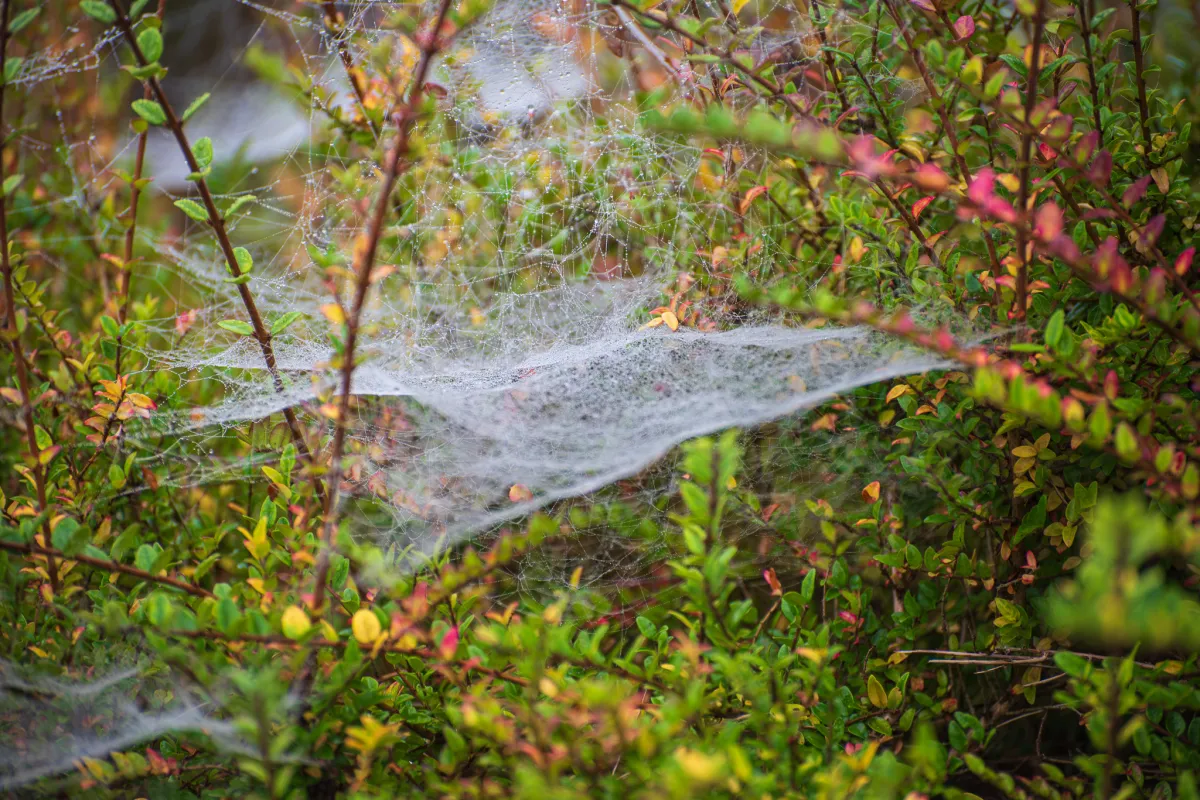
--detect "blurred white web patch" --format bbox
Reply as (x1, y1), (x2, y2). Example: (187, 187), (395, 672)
(0, 661), (242, 790)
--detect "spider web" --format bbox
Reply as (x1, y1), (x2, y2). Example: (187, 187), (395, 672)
(108, 0), (945, 573)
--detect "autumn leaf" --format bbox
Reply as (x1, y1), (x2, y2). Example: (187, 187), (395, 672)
(862, 481), (881, 503)
(739, 185), (769, 214)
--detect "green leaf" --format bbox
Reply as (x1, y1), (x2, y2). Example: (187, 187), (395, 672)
(108, 463), (127, 489)
(180, 92), (210, 123)
(232, 246), (253, 274)
(100, 314), (120, 338)
(136, 26), (162, 64)
(867, 674), (888, 708)
(800, 567), (816, 603)
(218, 320), (256, 336)
(131, 98), (166, 125)
(270, 311), (304, 336)
(224, 194), (257, 217)
(80, 0), (117, 24)
(192, 136), (213, 170)
(2, 56), (23, 85)
(173, 198), (209, 222)
(9, 8), (40, 34)
(1044, 309), (1064, 350)
(1, 173), (23, 196)
(128, 0), (151, 16)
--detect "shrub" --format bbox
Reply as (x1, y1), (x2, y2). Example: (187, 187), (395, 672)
(1, 0), (1199, 797)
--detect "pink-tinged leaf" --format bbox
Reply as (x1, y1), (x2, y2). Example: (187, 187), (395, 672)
(1140, 214), (1165, 247)
(1122, 175), (1152, 208)
(1037, 142), (1057, 162)
(763, 568), (783, 596)
(1092, 237), (1128, 281)
(1083, 208), (1117, 220)
(508, 484), (533, 502)
(953, 15), (975, 39)
(911, 196), (934, 220)
(908, 0), (936, 12)
(1084, 150), (1112, 187)
(175, 309), (197, 335)
(1033, 203), (1063, 242)
(438, 626), (459, 660)
(1104, 370), (1119, 400)
(1049, 234), (1081, 263)
(1072, 131), (1099, 166)
(967, 168), (996, 205)
(1144, 269), (1167, 304)
(1175, 246), (1195, 276)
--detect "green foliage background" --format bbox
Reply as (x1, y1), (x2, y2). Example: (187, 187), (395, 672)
(2, 0), (1200, 797)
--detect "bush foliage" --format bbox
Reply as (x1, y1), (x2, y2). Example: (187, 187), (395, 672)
(2, 0), (1200, 797)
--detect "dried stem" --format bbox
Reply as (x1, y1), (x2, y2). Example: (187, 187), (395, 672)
(309, 0), (456, 616)
(0, 0), (59, 591)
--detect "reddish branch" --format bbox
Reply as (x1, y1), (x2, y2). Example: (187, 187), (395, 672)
(0, 538), (214, 598)
(106, 0), (315, 469)
(309, 0), (456, 615)
(1015, 0), (1047, 324)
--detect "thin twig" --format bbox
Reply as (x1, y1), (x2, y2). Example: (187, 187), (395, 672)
(310, 0), (456, 616)
(105, 0), (317, 473)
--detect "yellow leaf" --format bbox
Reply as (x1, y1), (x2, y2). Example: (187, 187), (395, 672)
(1033, 433), (1051, 451)
(848, 236), (866, 263)
(281, 605), (311, 639)
(861, 481), (880, 503)
(731, 0), (750, 12)
(321, 303), (346, 325)
(352, 609), (383, 644)
(1011, 445), (1038, 458)
(885, 384), (910, 403)
(1151, 168), (1169, 194)
(867, 674), (888, 708)
(661, 310), (679, 331)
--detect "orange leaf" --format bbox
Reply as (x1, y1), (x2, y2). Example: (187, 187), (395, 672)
(739, 185), (769, 214)
(862, 481), (881, 503)
(509, 484), (533, 502)
(911, 196), (934, 220)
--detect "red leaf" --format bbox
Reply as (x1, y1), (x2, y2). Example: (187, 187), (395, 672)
(911, 196), (934, 220)
(438, 626), (459, 660)
(1122, 175), (1152, 208)
(1175, 246), (1195, 276)
(953, 15), (975, 39)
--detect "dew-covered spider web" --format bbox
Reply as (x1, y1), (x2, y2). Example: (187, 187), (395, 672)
(109, 0), (951, 565)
